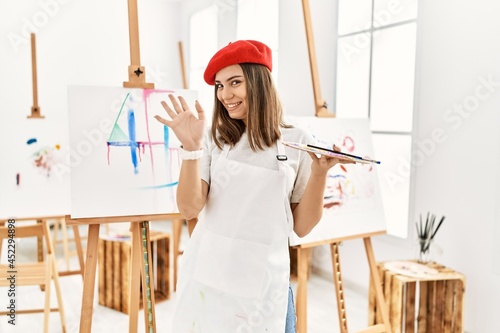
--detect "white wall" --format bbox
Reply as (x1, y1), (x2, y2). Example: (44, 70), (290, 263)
(0, 0), (183, 124)
(411, 1), (500, 331)
(0, 0), (185, 219)
(276, 1), (500, 332)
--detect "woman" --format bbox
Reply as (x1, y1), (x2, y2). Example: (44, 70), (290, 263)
(155, 40), (352, 332)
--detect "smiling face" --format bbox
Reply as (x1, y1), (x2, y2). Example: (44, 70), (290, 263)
(214, 64), (248, 124)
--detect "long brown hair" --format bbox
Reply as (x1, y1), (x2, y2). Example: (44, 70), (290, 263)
(210, 63), (290, 151)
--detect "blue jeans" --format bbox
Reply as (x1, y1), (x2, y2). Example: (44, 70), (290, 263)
(285, 284), (297, 332)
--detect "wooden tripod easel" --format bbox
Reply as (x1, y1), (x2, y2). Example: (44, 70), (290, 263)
(123, 0), (154, 89)
(178, 41), (188, 89)
(66, 213), (183, 333)
(68, 2), (183, 331)
(0, 216), (84, 278)
(301, 0), (333, 118)
(297, 1), (392, 332)
(295, 234), (391, 333)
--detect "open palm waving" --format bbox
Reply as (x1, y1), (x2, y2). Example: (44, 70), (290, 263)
(154, 94), (206, 150)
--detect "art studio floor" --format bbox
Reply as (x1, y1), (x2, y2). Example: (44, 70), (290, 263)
(0, 221), (370, 333)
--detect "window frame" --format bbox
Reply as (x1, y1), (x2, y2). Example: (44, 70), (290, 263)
(334, 0), (420, 239)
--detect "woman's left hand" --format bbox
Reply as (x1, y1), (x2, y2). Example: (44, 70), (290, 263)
(307, 144), (355, 175)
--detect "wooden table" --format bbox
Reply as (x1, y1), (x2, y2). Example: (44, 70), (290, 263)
(369, 260), (465, 333)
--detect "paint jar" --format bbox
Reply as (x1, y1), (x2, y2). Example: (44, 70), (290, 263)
(415, 238), (443, 264)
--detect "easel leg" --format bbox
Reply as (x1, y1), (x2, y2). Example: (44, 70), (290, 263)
(37, 219), (44, 263)
(296, 246), (311, 333)
(57, 221), (86, 278)
(79, 224), (100, 333)
(128, 221), (158, 333)
(72, 225), (85, 278)
(172, 219), (183, 291)
(364, 237), (392, 333)
(129, 222), (141, 333)
(140, 221), (157, 333)
(61, 217), (71, 270)
(331, 242), (348, 333)
(37, 219), (45, 291)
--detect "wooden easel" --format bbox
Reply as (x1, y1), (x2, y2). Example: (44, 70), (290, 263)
(178, 41), (188, 89)
(291, 161), (393, 331)
(123, 0), (154, 89)
(0, 216), (84, 278)
(68, 3), (186, 331)
(295, 234), (391, 333)
(297, 1), (391, 332)
(301, 0), (333, 118)
(66, 213), (183, 333)
(28, 33), (44, 119)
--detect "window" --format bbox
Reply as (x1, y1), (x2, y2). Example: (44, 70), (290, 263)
(335, 0), (418, 237)
(236, 0), (279, 78)
(189, 1), (279, 116)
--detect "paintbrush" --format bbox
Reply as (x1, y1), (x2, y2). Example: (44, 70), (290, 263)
(416, 213), (446, 254)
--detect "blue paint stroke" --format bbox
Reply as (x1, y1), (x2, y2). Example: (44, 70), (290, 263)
(327, 174), (346, 179)
(107, 142), (135, 147)
(163, 125), (171, 182)
(138, 181), (178, 190)
(127, 109), (139, 174)
(163, 125), (169, 155)
(27, 138), (37, 145)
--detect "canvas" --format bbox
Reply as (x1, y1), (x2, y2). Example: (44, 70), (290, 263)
(0, 116), (70, 219)
(68, 86), (197, 219)
(285, 116), (386, 246)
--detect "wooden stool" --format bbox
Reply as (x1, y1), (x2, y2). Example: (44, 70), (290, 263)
(98, 231), (170, 314)
(369, 260), (465, 333)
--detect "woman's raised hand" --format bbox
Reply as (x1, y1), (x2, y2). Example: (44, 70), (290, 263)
(154, 94), (206, 150)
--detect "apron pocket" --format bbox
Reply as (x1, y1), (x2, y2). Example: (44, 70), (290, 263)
(192, 228), (271, 299)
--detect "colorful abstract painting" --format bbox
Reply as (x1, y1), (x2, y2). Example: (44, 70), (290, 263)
(27, 138), (63, 177)
(68, 86), (197, 219)
(285, 116), (386, 246)
(0, 118), (71, 219)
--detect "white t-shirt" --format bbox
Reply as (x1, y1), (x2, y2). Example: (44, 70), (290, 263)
(200, 126), (315, 203)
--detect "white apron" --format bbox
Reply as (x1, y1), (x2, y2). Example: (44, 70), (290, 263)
(173, 140), (293, 333)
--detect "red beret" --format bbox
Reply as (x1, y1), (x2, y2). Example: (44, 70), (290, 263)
(203, 40), (272, 85)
